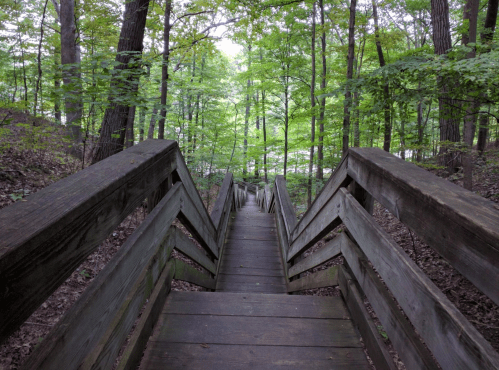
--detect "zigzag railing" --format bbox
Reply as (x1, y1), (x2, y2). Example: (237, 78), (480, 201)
(263, 148), (499, 370)
(0, 140), (245, 370)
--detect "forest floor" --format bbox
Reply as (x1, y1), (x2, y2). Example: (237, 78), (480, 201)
(1, 111), (499, 369)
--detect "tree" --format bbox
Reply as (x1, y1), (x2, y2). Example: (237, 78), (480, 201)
(60, 0), (82, 150)
(343, 0), (357, 155)
(92, 0), (150, 164)
(431, 0), (461, 172)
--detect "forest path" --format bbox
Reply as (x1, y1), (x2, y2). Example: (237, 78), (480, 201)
(139, 193), (369, 369)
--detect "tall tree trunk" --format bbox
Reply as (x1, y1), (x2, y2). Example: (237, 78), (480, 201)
(354, 34), (366, 147)
(462, 0), (480, 190)
(148, 103), (158, 139)
(343, 0), (356, 156)
(53, 46), (62, 123)
(372, 0), (391, 152)
(125, 105), (136, 148)
(262, 89), (268, 183)
(417, 97), (424, 162)
(255, 89), (260, 179)
(92, 0), (150, 164)
(243, 44), (252, 180)
(431, 0), (461, 172)
(477, 0), (498, 154)
(157, 0), (172, 140)
(34, 0), (49, 117)
(308, 2), (317, 208)
(284, 66), (289, 178)
(61, 0), (82, 149)
(139, 105), (146, 142)
(317, 0), (326, 181)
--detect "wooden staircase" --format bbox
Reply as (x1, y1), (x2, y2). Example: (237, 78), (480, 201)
(139, 193), (369, 369)
(2, 139), (499, 370)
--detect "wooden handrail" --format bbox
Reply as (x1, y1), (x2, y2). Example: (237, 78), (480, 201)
(0, 139), (177, 344)
(348, 147), (499, 306)
(269, 148), (499, 370)
(0, 139), (238, 370)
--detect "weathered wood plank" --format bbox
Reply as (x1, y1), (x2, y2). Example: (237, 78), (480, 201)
(220, 256), (283, 270)
(23, 183), (182, 370)
(274, 175), (298, 239)
(174, 259), (216, 290)
(141, 343), (369, 370)
(216, 281), (287, 294)
(341, 232), (439, 370)
(177, 186), (219, 259)
(265, 184), (271, 213)
(162, 291), (348, 318)
(287, 192), (342, 262)
(287, 266), (339, 292)
(348, 147), (499, 306)
(156, 314), (362, 348)
(289, 154), (349, 247)
(340, 188), (499, 370)
(338, 265), (397, 370)
(115, 260), (175, 370)
(175, 229), (216, 274)
(288, 234), (342, 278)
(175, 150), (216, 237)
(0, 139), (177, 343)
(218, 266), (284, 277)
(273, 191), (291, 278)
(216, 273), (284, 286)
(210, 173), (233, 232)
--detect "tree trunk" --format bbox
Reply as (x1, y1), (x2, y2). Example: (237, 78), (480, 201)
(243, 44), (251, 180)
(431, 0), (461, 172)
(157, 0), (172, 140)
(477, 0), (498, 154)
(61, 0), (82, 148)
(53, 47), (61, 123)
(255, 89), (260, 179)
(308, 1), (317, 208)
(343, 0), (356, 156)
(317, 0), (326, 181)
(262, 89), (268, 183)
(462, 0), (480, 190)
(372, 0), (391, 152)
(125, 105), (136, 148)
(148, 104), (158, 139)
(92, 0), (150, 164)
(34, 0), (49, 117)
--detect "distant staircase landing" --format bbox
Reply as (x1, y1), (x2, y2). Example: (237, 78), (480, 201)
(139, 194), (370, 369)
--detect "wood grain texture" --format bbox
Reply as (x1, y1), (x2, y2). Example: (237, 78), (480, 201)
(162, 291), (348, 318)
(156, 314), (361, 347)
(177, 185), (219, 259)
(287, 265), (339, 292)
(0, 139), (177, 343)
(289, 154), (349, 248)
(340, 188), (499, 370)
(348, 147), (499, 306)
(288, 234), (342, 278)
(175, 228), (216, 274)
(115, 261), (174, 370)
(23, 184), (181, 370)
(175, 150), (216, 237)
(174, 259), (216, 290)
(141, 343), (369, 370)
(338, 265), (398, 370)
(210, 173), (233, 232)
(287, 192), (342, 262)
(340, 232), (439, 370)
(274, 175), (298, 239)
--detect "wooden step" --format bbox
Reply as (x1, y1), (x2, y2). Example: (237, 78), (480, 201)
(139, 291), (369, 370)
